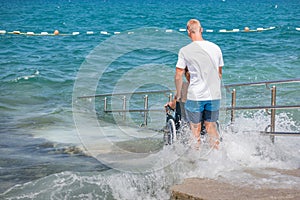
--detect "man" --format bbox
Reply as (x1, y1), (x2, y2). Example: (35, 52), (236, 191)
(174, 19), (223, 149)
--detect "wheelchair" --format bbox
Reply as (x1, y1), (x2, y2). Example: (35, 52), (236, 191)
(164, 101), (222, 146)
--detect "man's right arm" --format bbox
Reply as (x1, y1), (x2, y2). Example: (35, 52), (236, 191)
(174, 67), (185, 101)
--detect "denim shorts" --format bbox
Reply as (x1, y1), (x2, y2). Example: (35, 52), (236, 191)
(185, 99), (220, 123)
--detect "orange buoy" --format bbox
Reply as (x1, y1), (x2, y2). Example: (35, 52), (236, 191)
(54, 30), (59, 35)
(244, 27), (250, 32)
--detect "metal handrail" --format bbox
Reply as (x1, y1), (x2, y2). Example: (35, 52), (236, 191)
(261, 131), (300, 136)
(227, 82), (300, 142)
(104, 108), (164, 113)
(225, 105), (300, 111)
(103, 105), (300, 113)
(77, 78), (300, 140)
(78, 89), (173, 99)
(224, 78), (300, 88)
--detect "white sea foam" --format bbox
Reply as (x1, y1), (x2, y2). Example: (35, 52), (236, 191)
(12, 110), (298, 199)
(2, 135), (299, 199)
(32, 110), (300, 172)
(15, 70), (40, 81)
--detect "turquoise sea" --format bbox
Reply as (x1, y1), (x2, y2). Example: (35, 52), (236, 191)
(1, 0), (300, 199)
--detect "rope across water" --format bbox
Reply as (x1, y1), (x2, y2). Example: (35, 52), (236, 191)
(1, 26), (299, 37)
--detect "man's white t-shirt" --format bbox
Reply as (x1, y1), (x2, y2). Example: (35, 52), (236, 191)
(176, 41), (224, 101)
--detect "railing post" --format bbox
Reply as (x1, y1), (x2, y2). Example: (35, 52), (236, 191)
(270, 86), (276, 143)
(144, 95), (149, 126)
(231, 89), (236, 123)
(104, 97), (107, 112)
(122, 96), (126, 120)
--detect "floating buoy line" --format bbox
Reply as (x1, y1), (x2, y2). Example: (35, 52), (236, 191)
(0, 26), (299, 37)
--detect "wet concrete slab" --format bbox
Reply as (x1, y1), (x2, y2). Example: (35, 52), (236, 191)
(171, 170), (300, 200)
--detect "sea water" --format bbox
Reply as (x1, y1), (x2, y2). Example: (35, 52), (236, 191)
(0, 0), (299, 199)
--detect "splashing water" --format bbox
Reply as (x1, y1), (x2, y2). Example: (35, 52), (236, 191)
(1, 110), (299, 199)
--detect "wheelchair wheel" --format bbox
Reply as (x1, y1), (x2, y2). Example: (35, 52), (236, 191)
(167, 118), (176, 144)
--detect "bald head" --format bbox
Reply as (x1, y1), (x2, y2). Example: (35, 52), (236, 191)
(187, 19), (202, 34)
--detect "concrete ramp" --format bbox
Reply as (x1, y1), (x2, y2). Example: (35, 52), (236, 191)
(171, 173), (300, 200)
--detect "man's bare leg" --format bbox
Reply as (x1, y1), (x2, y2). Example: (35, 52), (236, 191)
(204, 121), (219, 149)
(190, 122), (201, 148)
